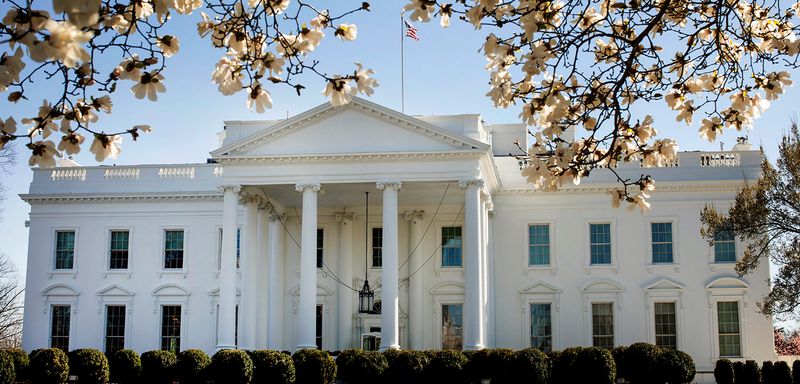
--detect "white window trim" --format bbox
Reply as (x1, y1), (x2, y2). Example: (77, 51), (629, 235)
(105, 227), (134, 277)
(151, 283), (190, 352)
(643, 278), (686, 350)
(706, 277), (750, 362)
(96, 284), (135, 352)
(50, 226), (79, 277)
(42, 283), (79, 350)
(581, 279), (624, 347)
(289, 283), (334, 350)
(708, 233), (742, 270)
(159, 226), (188, 278)
(435, 221), (465, 276)
(369, 225), (383, 269)
(208, 288), (241, 347)
(430, 281), (465, 349)
(585, 219), (618, 274)
(523, 221), (557, 275)
(645, 217), (680, 272)
(214, 225), (242, 278)
(519, 281), (561, 350)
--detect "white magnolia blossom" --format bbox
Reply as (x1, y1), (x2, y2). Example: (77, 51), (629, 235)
(404, 0), (435, 22)
(157, 35), (180, 57)
(354, 63), (378, 96)
(0, 117), (17, 135)
(58, 132), (85, 155)
(336, 24), (358, 41)
(28, 140), (60, 168)
(699, 117), (723, 142)
(246, 84), (273, 113)
(30, 20), (92, 68)
(0, 48), (25, 91)
(322, 77), (356, 106)
(173, 0), (203, 15)
(90, 134), (123, 161)
(131, 72), (167, 101)
(252, 0), (291, 15)
(115, 56), (142, 81)
(211, 57), (244, 95)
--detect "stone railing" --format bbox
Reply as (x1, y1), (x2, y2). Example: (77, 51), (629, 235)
(104, 167), (140, 180)
(159, 166), (195, 179)
(51, 168), (86, 181)
(517, 151), (747, 171)
(699, 152), (740, 167)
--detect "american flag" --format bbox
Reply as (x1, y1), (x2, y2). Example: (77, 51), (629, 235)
(404, 20), (419, 41)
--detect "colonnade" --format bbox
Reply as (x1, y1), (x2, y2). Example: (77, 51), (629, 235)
(215, 179), (491, 351)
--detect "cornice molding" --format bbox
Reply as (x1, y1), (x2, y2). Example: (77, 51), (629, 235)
(20, 192), (222, 204)
(497, 182), (744, 195)
(214, 151), (483, 164)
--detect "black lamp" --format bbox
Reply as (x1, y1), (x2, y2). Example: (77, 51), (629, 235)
(358, 191), (374, 313)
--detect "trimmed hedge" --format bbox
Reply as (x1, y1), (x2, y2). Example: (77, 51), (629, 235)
(611, 346), (629, 380)
(573, 346), (616, 384)
(336, 349), (387, 384)
(0, 350), (14, 384)
(2, 348), (28, 382)
(550, 347), (582, 383)
(624, 342), (661, 384)
(656, 349), (695, 384)
(514, 348), (549, 384)
(211, 349), (252, 384)
(140, 350), (176, 384)
(764, 360), (775, 384)
(177, 349), (211, 384)
(108, 349), (141, 384)
(714, 359), (734, 384)
(741, 360), (761, 384)
(793, 360), (800, 384)
(425, 349), (467, 383)
(68, 348), (109, 384)
(385, 350), (427, 384)
(293, 349), (336, 384)
(774, 361), (793, 384)
(249, 350), (295, 384)
(29, 348), (69, 384)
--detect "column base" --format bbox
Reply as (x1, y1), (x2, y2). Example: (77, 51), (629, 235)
(295, 344), (318, 351)
(379, 344), (401, 351)
(463, 344), (486, 351)
(215, 344), (237, 351)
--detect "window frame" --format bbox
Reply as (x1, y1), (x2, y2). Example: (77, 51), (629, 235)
(581, 279), (624, 348)
(440, 225), (464, 268)
(316, 227), (325, 269)
(646, 217), (680, 269)
(715, 301), (743, 358)
(160, 304), (183, 353)
(653, 301), (679, 349)
(711, 229), (738, 265)
(585, 220), (617, 271)
(152, 283), (189, 352)
(528, 302), (554, 352)
(160, 226), (188, 274)
(51, 228), (78, 273)
(526, 222), (555, 270)
(215, 226), (242, 272)
(370, 226), (383, 269)
(519, 281), (561, 350)
(104, 304), (127, 353)
(431, 282), (465, 349)
(440, 303), (464, 350)
(49, 304), (72, 351)
(706, 278), (750, 359)
(644, 279), (685, 350)
(210, 288), (241, 347)
(106, 227), (134, 274)
(590, 302), (615, 349)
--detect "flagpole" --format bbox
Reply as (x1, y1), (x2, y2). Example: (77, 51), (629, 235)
(400, 12), (405, 114)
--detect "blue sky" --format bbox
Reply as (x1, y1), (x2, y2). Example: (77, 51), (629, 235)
(1, 2), (799, 322)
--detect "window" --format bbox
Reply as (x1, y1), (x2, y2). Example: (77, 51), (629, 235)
(109, 230), (129, 269)
(530, 303), (552, 352)
(441, 227), (463, 267)
(441, 304), (463, 350)
(105, 305), (126, 353)
(589, 224), (611, 265)
(161, 305), (181, 353)
(654, 302), (677, 349)
(592, 303), (614, 348)
(714, 230), (736, 263)
(316, 305), (323, 350)
(528, 224), (551, 266)
(164, 230), (184, 269)
(317, 228), (324, 269)
(55, 231), (75, 270)
(717, 301), (742, 357)
(50, 305), (70, 351)
(372, 227), (383, 268)
(217, 228), (241, 269)
(651, 222), (673, 263)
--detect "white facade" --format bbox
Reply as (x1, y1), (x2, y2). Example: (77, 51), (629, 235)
(21, 98), (774, 378)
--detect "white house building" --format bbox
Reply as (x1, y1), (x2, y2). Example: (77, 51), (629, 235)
(20, 97), (775, 377)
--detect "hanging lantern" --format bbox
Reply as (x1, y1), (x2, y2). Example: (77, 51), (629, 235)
(358, 279), (374, 313)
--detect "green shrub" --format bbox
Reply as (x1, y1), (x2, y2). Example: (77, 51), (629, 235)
(793, 360), (800, 384)
(740, 360), (761, 384)
(29, 348), (69, 384)
(765, 361), (776, 384)
(611, 346), (629, 381)
(514, 348), (549, 384)
(3, 348), (28, 382)
(733, 361), (746, 383)
(336, 349), (387, 384)
(385, 350), (427, 384)
(655, 349), (695, 384)
(292, 349), (336, 384)
(464, 349), (492, 383)
(624, 342), (662, 384)
(424, 349), (466, 384)
(775, 361), (793, 384)
(383, 349), (402, 366)
(211, 349), (252, 384)
(249, 350), (295, 384)
(108, 349), (141, 384)
(550, 347), (583, 383)
(574, 346), (616, 384)
(140, 350), (176, 384)
(68, 349), (109, 384)
(177, 349), (211, 384)
(715, 359), (735, 384)
(0, 350), (15, 384)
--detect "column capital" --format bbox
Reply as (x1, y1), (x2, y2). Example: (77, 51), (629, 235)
(376, 181), (402, 191)
(404, 210), (425, 222)
(335, 212), (356, 223)
(218, 184), (242, 193)
(458, 178), (484, 189)
(240, 195), (262, 206)
(295, 183), (321, 192)
(269, 212), (287, 223)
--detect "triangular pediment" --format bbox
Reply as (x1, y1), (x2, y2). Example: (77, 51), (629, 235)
(211, 98), (489, 158)
(519, 281), (562, 295)
(97, 284), (135, 297)
(644, 278), (686, 291)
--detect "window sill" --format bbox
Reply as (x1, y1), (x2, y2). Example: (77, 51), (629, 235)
(709, 263), (737, 272)
(646, 263), (679, 273)
(158, 270), (187, 279)
(434, 266), (464, 277)
(584, 265), (618, 274)
(103, 270), (132, 279)
(524, 265), (557, 276)
(49, 270), (77, 279)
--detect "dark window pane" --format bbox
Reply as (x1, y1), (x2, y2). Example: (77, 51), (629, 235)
(372, 227), (383, 267)
(589, 224), (612, 265)
(55, 231), (75, 270)
(51, 305), (70, 351)
(442, 227), (462, 267)
(529, 225), (551, 266)
(161, 305), (181, 353)
(109, 231), (129, 269)
(530, 303), (552, 352)
(316, 305), (323, 350)
(317, 228), (324, 269)
(592, 303), (614, 349)
(717, 301), (741, 357)
(651, 223), (674, 263)
(442, 304), (463, 350)
(654, 302), (677, 349)
(105, 305), (126, 353)
(164, 230), (184, 269)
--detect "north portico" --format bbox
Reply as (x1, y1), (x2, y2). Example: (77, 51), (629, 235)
(210, 97), (496, 351)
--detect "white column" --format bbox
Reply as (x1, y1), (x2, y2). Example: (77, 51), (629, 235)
(337, 212), (355, 350)
(295, 183), (320, 350)
(480, 193), (492, 347)
(256, 205), (269, 349)
(406, 210), (424, 350)
(484, 198), (495, 347)
(217, 185), (240, 350)
(460, 178), (485, 350)
(377, 181), (401, 350)
(239, 196), (259, 350)
(267, 209), (286, 350)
